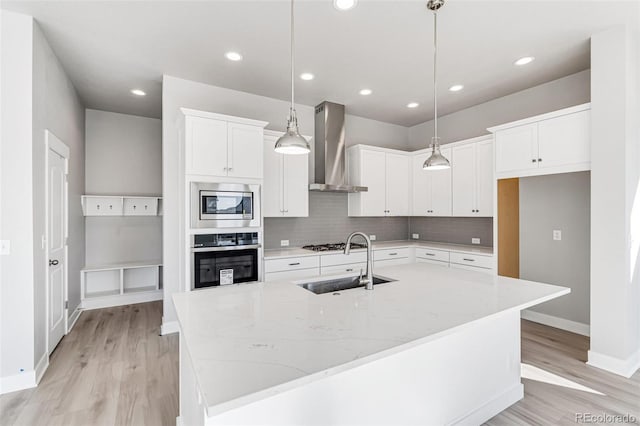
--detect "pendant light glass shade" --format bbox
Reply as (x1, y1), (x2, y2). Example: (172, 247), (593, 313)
(275, 109), (310, 154)
(423, 137), (450, 170)
(423, 0), (450, 171)
(275, 0), (311, 155)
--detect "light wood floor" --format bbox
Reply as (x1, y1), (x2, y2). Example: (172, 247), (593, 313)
(1, 302), (638, 426)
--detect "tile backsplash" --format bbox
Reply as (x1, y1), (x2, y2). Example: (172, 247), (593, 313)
(264, 192), (494, 249)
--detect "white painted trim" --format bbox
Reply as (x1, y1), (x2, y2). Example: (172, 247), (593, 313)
(180, 107), (268, 128)
(521, 310), (590, 336)
(175, 416), (183, 426)
(81, 290), (163, 311)
(67, 306), (82, 332)
(587, 349), (640, 378)
(0, 371), (36, 395)
(487, 103), (591, 132)
(161, 320), (180, 336)
(449, 383), (524, 426)
(347, 144), (412, 156)
(412, 134), (494, 154)
(495, 162), (591, 179)
(34, 352), (49, 384)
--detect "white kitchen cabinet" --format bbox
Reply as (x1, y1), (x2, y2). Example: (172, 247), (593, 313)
(490, 105), (590, 178)
(411, 148), (452, 216)
(452, 140), (493, 217)
(265, 268), (319, 283)
(263, 131), (309, 217)
(82, 195), (162, 216)
(348, 146), (410, 217)
(321, 263), (368, 276)
(181, 109), (267, 179)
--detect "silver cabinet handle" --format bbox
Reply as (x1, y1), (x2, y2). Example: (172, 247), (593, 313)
(532, 159), (537, 163)
(389, 253), (398, 256)
(346, 268), (353, 272)
(289, 262), (300, 266)
(424, 253), (435, 256)
(463, 258), (475, 262)
(49, 259), (59, 266)
(538, 158), (542, 162)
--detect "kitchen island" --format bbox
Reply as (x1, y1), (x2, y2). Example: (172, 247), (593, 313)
(173, 262), (568, 426)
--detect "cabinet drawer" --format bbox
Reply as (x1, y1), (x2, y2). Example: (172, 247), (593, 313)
(264, 256), (320, 273)
(374, 248), (410, 261)
(124, 197), (158, 216)
(416, 258), (449, 267)
(450, 263), (493, 274)
(415, 248), (450, 262)
(321, 262), (368, 277)
(265, 268), (319, 282)
(374, 258), (410, 268)
(321, 251), (368, 267)
(449, 252), (493, 269)
(83, 197), (123, 216)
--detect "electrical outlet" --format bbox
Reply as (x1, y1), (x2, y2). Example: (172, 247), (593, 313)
(0, 240), (10, 255)
(280, 240), (290, 247)
(412, 233), (420, 240)
(471, 238), (480, 245)
(369, 235), (377, 241)
(553, 230), (562, 241)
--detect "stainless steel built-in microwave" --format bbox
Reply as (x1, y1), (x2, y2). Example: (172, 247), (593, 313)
(191, 182), (261, 228)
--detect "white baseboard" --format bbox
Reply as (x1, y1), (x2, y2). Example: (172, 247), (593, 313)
(67, 306), (82, 332)
(587, 349), (640, 378)
(161, 320), (180, 336)
(81, 290), (163, 311)
(0, 370), (36, 395)
(176, 416), (182, 426)
(450, 383), (524, 426)
(34, 352), (49, 384)
(521, 310), (590, 336)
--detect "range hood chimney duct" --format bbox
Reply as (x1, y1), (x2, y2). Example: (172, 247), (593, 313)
(309, 101), (367, 193)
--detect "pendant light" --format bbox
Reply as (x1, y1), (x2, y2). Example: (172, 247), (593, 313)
(274, 0), (311, 155)
(423, 0), (451, 170)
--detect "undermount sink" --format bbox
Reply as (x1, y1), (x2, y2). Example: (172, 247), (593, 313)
(298, 275), (396, 295)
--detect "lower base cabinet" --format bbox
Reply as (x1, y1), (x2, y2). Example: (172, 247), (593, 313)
(265, 268), (320, 282)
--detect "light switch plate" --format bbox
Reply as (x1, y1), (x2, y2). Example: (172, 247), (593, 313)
(369, 235), (377, 241)
(553, 230), (562, 241)
(280, 240), (290, 247)
(0, 240), (10, 255)
(472, 238), (480, 245)
(412, 233), (420, 240)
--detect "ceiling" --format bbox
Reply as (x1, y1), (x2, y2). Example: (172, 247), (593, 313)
(3, 0), (638, 126)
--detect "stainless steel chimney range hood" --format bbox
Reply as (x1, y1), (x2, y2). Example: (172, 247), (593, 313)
(309, 101), (367, 193)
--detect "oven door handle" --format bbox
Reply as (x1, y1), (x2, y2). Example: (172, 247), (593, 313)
(191, 244), (261, 253)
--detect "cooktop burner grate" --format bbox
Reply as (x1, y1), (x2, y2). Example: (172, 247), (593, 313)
(302, 242), (368, 252)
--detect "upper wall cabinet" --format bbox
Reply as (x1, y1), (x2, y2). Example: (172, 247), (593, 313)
(181, 108), (268, 179)
(489, 104), (590, 179)
(411, 148), (452, 216)
(263, 131), (310, 217)
(347, 146), (410, 217)
(452, 139), (494, 217)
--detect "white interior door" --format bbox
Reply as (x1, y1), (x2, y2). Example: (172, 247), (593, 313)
(47, 131), (69, 354)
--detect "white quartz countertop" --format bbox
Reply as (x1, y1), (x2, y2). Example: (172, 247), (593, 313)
(263, 240), (493, 259)
(173, 262), (568, 417)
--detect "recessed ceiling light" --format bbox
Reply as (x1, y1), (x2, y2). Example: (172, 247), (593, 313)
(407, 102), (419, 108)
(359, 89), (372, 96)
(300, 73), (314, 81)
(449, 84), (464, 92)
(514, 56), (535, 66)
(130, 89), (146, 96)
(225, 51), (243, 61)
(334, 0), (357, 11)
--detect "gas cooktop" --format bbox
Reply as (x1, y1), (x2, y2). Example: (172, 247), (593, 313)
(301, 242), (368, 252)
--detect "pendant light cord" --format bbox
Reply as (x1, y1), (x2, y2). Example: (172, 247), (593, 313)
(290, 0), (295, 118)
(433, 10), (438, 144)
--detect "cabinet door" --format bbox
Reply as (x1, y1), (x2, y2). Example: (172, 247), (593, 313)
(359, 150), (387, 216)
(283, 152), (309, 217)
(385, 153), (410, 216)
(495, 124), (538, 176)
(430, 147), (452, 216)
(452, 144), (476, 216)
(475, 141), (494, 217)
(263, 136), (283, 217)
(411, 153), (433, 216)
(186, 117), (228, 176)
(538, 110), (590, 169)
(227, 123), (263, 179)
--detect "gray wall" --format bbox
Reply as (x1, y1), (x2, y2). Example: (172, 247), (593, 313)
(408, 217), (493, 247)
(264, 192), (408, 249)
(408, 69), (591, 149)
(519, 172), (590, 325)
(85, 109), (162, 265)
(32, 22), (86, 362)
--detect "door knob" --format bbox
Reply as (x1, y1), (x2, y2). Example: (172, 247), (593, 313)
(49, 259), (59, 266)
